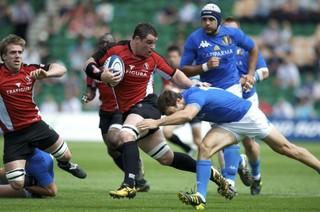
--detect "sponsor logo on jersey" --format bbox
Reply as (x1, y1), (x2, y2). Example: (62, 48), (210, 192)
(15, 83), (21, 88)
(129, 65), (135, 71)
(6, 85), (32, 95)
(198, 40), (212, 48)
(126, 64), (148, 77)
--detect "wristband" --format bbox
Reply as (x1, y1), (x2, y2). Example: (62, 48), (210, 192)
(254, 70), (264, 82)
(202, 63), (209, 72)
(85, 62), (102, 81)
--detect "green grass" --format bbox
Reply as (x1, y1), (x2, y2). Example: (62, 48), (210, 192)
(0, 141), (319, 211)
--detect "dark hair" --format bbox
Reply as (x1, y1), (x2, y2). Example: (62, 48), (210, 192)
(0, 34), (25, 60)
(97, 32), (116, 50)
(167, 45), (181, 55)
(157, 90), (182, 115)
(132, 23), (158, 39)
(224, 16), (240, 26)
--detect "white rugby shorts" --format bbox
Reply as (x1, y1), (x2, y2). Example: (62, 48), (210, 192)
(216, 106), (274, 142)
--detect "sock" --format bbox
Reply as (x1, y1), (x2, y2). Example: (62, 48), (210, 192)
(57, 160), (70, 168)
(122, 141), (140, 188)
(196, 160), (211, 201)
(168, 134), (191, 153)
(136, 159), (144, 181)
(113, 155), (124, 171)
(170, 152), (196, 172)
(250, 159), (261, 179)
(222, 145), (241, 181)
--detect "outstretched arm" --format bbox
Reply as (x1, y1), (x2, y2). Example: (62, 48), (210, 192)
(137, 105), (199, 131)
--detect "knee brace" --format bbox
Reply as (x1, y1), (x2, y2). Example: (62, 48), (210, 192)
(6, 168), (25, 182)
(147, 141), (171, 160)
(51, 141), (68, 159)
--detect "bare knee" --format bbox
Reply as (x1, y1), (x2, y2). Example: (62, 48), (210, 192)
(48, 186), (58, 197)
(10, 180), (24, 190)
(156, 151), (174, 166)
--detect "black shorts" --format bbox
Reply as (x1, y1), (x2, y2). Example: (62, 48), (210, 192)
(99, 110), (123, 134)
(3, 120), (59, 163)
(124, 94), (161, 136)
(190, 116), (201, 125)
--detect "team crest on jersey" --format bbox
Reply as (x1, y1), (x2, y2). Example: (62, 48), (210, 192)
(222, 36), (232, 45)
(198, 40), (212, 48)
(143, 63), (149, 70)
(25, 76), (32, 85)
(213, 45), (221, 51)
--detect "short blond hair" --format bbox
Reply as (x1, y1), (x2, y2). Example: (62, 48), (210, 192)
(0, 34), (26, 60)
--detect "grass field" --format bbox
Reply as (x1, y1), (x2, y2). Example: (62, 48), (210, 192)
(0, 141), (319, 211)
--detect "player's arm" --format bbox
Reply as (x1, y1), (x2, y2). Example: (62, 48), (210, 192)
(29, 63), (66, 80)
(25, 183), (57, 197)
(137, 104), (199, 131)
(84, 57), (121, 86)
(171, 69), (194, 89)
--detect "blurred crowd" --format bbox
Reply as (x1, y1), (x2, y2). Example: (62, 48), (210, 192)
(1, 0), (320, 118)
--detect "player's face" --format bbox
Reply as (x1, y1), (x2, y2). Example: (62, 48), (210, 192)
(201, 17), (218, 34)
(2, 44), (23, 73)
(135, 34), (157, 57)
(167, 51), (180, 69)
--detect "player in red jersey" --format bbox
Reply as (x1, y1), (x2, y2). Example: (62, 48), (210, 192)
(0, 34), (86, 193)
(84, 23), (235, 200)
(82, 33), (150, 192)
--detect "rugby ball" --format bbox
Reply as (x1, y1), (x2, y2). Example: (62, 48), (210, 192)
(103, 55), (125, 86)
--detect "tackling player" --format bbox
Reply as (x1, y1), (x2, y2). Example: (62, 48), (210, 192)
(137, 87), (320, 210)
(0, 148), (56, 198)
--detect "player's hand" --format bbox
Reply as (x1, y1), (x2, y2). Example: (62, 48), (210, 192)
(101, 68), (122, 87)
(193, 81), (211, 87)
(29, 69), (48, 79)
(81, 88), (96, 104)
(137, 119), (159, 131)
(242, 74), (255, 92)
(207, 57), (220, 69)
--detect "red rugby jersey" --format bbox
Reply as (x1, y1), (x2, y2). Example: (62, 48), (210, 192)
(86, 77), (118, 112)
(0, 63), (49, 133)
(92, 41), (175, 112)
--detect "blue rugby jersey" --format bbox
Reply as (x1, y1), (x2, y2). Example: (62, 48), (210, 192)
(25, 148), (54, 187)
(182, 86), (251, 123)
(180, 26), (254, 89)
(236, 48), (267, 99)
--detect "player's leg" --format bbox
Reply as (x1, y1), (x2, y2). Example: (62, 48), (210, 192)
(109, 113), (143, 199)
(242, 136), (261, 195)
(163, 125), (193, 153)
(2, 129), (34, 191)
(139, 129), (235, 200)
(221, 145), (242, 189)
(263, 127), (320, 173)
(34, 120), (86, 179)
(179, 127), (237, 208)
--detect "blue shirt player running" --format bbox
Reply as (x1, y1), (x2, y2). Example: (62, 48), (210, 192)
(137, 86), (320, 210)
(0, 148), (57, 198)
(180, 3), (259, 192)
(224, 17), (270, 195)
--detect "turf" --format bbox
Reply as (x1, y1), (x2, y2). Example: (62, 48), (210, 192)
(0, 141), (319, 211)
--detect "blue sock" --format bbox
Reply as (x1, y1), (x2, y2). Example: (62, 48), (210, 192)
(222, 145), (241, 181)
(250, 159), (261, 178)
(196, 160), (211, 200)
